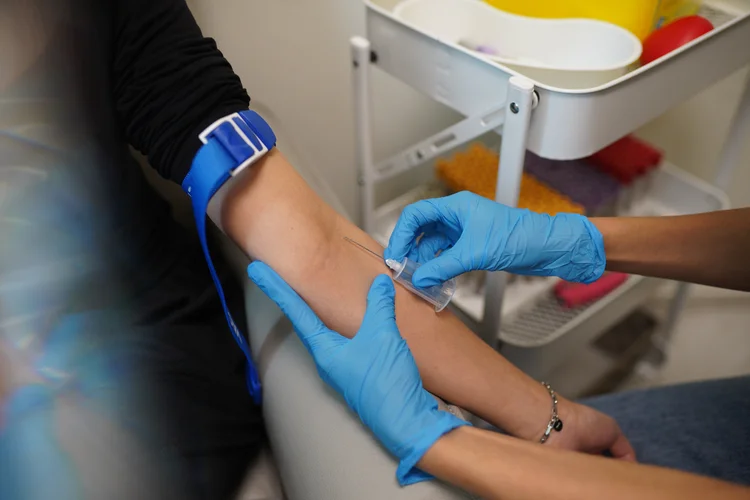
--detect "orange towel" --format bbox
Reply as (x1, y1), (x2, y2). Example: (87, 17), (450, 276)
(436, 144), (585, 216)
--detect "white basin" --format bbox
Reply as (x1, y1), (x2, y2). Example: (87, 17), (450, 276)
(393, 0), (643, 88)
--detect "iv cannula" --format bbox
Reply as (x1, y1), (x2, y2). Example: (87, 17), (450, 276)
(342, 236), (456, 312)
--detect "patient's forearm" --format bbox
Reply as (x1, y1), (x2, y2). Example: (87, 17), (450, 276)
(220, 150), (550, 440)
(420, 427), (749, 500)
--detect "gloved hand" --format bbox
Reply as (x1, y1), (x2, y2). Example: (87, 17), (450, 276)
(384, 191), (606, 287)
(247, 262), (469, 485)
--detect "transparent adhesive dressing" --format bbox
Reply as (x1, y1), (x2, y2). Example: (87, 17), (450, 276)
(386, 258), (456, 312)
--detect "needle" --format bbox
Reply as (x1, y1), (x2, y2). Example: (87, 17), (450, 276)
(343, 236), (384, 262)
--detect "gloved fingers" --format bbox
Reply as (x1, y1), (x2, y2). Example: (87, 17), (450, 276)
(358, 275), (398, 337)
(385, 199), (453, 262)
(406, 232), (453, 264)
(411, 246), (469, 288)
(247, 262), (340, 355)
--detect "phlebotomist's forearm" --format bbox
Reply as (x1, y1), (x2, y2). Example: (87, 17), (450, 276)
(593, 209), (750, 292)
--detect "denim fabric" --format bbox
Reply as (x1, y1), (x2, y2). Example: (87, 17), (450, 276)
(583, 376), (750, 485)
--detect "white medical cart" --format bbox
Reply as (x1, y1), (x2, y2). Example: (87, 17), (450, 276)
(350, 0), (750, 391)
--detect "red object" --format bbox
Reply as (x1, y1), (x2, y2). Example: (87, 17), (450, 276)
(587, 135), (663, 184)
(554, 273), (629, 308)
(641, 15), (714, 65)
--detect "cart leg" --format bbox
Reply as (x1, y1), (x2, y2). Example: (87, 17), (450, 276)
(715, 72), (750, 192)
(645, 74), (750, 372)
(481, 77), (536, 348)
(650, 281), (691, 366)
(351, 36), (376, 232)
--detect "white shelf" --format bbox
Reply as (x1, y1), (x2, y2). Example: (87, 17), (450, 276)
(365, 0), (750, 160)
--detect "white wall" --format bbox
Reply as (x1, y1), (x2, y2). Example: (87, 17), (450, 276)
(638, 68), (750, 206)
(189, 1), (750, 216)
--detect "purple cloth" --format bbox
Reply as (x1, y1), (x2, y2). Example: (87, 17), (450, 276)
(524, 152), (621, 213)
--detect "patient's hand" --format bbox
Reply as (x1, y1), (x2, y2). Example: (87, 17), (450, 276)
(546, 398), (636, 460)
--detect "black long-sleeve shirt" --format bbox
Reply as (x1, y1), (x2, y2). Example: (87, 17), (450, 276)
(27, 0), (253, 300)
(110, 0), (250, 183)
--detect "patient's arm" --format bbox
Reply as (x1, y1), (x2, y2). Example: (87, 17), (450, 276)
(420, 426), (749, 500)
(107, 0), (625, 451)
(220, 150), (566, 442)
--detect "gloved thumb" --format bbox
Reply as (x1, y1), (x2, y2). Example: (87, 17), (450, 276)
(385, 199), (445, 262)
(359, 275), (397, 337)
(412, 248), (467, 287)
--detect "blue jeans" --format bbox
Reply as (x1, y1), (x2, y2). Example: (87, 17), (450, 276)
(582, 376), (750, 485)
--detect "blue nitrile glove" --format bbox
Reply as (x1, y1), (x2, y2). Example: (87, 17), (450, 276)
(384, 191), (606, 287)
(247, 262), (469, 485)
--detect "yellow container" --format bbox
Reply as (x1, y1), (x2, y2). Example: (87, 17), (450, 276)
(483, 1), (701, 40)
(654, 0), (702, 29)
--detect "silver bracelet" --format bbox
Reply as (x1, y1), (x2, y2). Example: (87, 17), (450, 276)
(539, 382), (563, 444)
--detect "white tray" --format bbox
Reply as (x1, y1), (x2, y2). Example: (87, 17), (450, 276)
(365, 0), (750, 159)
(371, 162), (728, 373)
